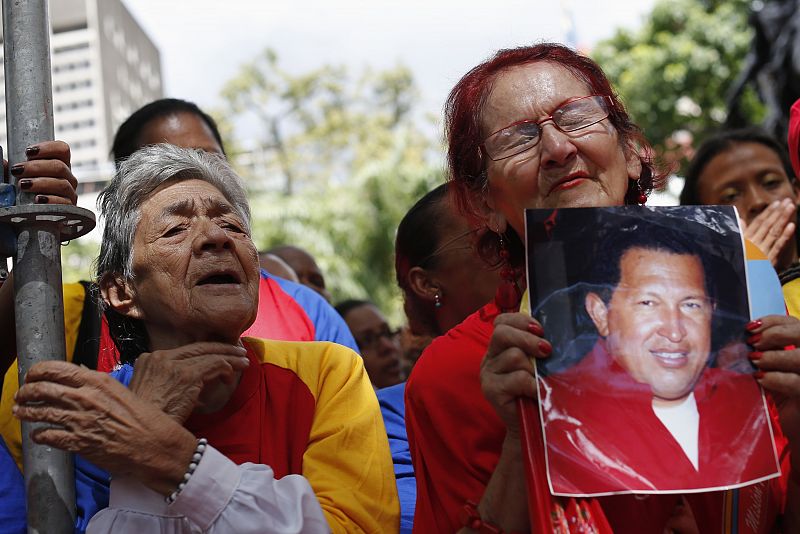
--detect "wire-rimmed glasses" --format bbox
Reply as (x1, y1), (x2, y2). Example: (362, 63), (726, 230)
(481, 95), (613, 161)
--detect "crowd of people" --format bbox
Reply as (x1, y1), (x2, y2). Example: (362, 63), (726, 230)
(0, 42), (799, 533)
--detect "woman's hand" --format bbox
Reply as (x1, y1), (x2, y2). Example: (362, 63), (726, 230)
(748, 315), (800, 471)
(5, 141), (77, 205)
(481, 313), (552, 436)
(129, 342), (249, 423)
(13, 361), (197, 495)
(741, 199), (797, 271)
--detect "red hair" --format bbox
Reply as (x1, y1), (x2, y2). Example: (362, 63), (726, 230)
(444, 43), (666, 265)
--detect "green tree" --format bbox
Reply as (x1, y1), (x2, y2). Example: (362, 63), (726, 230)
(222, 49), (442, 319)
(60, 236), (100, 283)
(592, 0), (764, 172)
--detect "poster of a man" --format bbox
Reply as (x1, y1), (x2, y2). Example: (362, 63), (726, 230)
(526, 206), (781, 496)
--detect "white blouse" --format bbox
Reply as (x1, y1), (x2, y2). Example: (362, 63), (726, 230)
(86, 445), (330, 533)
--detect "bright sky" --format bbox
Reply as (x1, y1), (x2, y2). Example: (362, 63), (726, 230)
(121, 0), (657, 137)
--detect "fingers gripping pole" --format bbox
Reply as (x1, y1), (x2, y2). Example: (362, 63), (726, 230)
(2, 0), (82, 531)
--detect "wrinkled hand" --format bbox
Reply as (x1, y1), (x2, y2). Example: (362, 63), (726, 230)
(4, 140), (77, 205)
(481, 313), (552, 436)
(13, 361), (196, 494)
(741, 198), (797, 270)
(129, 342), (249, 424)
(748, 315), (800, 469)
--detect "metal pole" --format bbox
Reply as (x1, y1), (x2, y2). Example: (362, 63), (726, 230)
(1, 1), (87, 531)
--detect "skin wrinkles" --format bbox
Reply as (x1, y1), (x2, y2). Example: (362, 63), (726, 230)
(152, 197), (238, 241)
(585, 249), (713, 408)
(481, 62), (639, 235)
(116, 179), (260, 351)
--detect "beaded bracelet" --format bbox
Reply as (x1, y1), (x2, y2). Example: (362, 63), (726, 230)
(166, 438), (208, 504)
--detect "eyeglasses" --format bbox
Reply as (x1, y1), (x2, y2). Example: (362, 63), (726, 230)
(481, 95), (613, 161)
(355, 327), (401, 352)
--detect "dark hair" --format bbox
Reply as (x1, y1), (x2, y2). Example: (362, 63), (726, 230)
(334, 299), (373, 320)
(111, 98), (226, 167)
(589, 222), (715, 304)
(445, 43), (667, 268)
(394, 184), (450, 335)
(585, 214), (745, 355)
(680, 127), (795, 206)
(395, 183), (450, 289)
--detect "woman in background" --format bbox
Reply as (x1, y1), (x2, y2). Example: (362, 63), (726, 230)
(380, 182), (501, 533)
(680, 127), (799, 275)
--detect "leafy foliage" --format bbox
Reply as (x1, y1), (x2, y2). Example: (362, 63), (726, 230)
(592, 0), (765, 173)
(222, 49), (443, 320)
(60, 236), (100, 284)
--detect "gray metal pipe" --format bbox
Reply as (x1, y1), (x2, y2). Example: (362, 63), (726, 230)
(2, 0), (76, 531)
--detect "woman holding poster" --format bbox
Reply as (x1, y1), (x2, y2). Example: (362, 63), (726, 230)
(405, 43), (800, 533)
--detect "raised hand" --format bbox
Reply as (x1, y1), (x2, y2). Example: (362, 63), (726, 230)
(481, 312), (551, 436)
(741, 198), (797, 271)
(13, 360), (196, 495)
(129, 341), (249, 423)
(747, 315), (800, 467)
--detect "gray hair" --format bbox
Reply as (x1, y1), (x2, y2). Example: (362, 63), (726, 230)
(96, 143), (251, 282)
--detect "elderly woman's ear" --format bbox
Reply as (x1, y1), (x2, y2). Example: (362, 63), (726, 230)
(99, 273), (143, 320)
(624, 139), (643, 181)
(472, 187), (508, 235)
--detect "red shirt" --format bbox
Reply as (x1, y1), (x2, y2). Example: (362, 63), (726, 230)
(405, 301), (791, 534)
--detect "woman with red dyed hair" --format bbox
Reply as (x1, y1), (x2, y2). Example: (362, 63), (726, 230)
(405, 43), (800, 533)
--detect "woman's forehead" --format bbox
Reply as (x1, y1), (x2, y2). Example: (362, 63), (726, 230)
(481, 62), (591, 131)
(143, 179), (230, 218)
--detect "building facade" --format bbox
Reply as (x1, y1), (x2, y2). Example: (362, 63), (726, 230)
(0, 0), (162, 195)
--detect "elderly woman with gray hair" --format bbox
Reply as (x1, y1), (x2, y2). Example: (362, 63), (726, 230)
(12, 144), (399, 533)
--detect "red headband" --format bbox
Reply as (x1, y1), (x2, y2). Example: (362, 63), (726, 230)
(789, 98), (800, 177)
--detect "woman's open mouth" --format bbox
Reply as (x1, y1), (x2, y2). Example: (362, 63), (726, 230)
(196, 271), (241, 286)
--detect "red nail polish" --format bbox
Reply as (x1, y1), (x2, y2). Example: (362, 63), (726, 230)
(538, 340), (552, 356)
(528, 322), (544, 336)
(753, 370), (765, 380)
(18, 179), (31, 190)
(10, 164), (23, 176)
(747, 333), (762, 345)
(34, 195), (48, 204)
(749, 351), (763, 361)
(24, 146), (39, 157)
(745, 319), (762, 332)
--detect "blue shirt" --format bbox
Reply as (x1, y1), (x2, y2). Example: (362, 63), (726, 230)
(0, 435), (25, 534)
(377, 382), (415, 534)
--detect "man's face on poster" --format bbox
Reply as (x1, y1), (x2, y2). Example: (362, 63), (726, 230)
(585, 247), (714, 406)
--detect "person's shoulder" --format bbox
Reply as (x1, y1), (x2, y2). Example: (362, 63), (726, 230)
(261, 269), (320, 305)
(259, 271), (358, 350)
(411, 301), (497, 380)
(244, 337), (362, 385)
